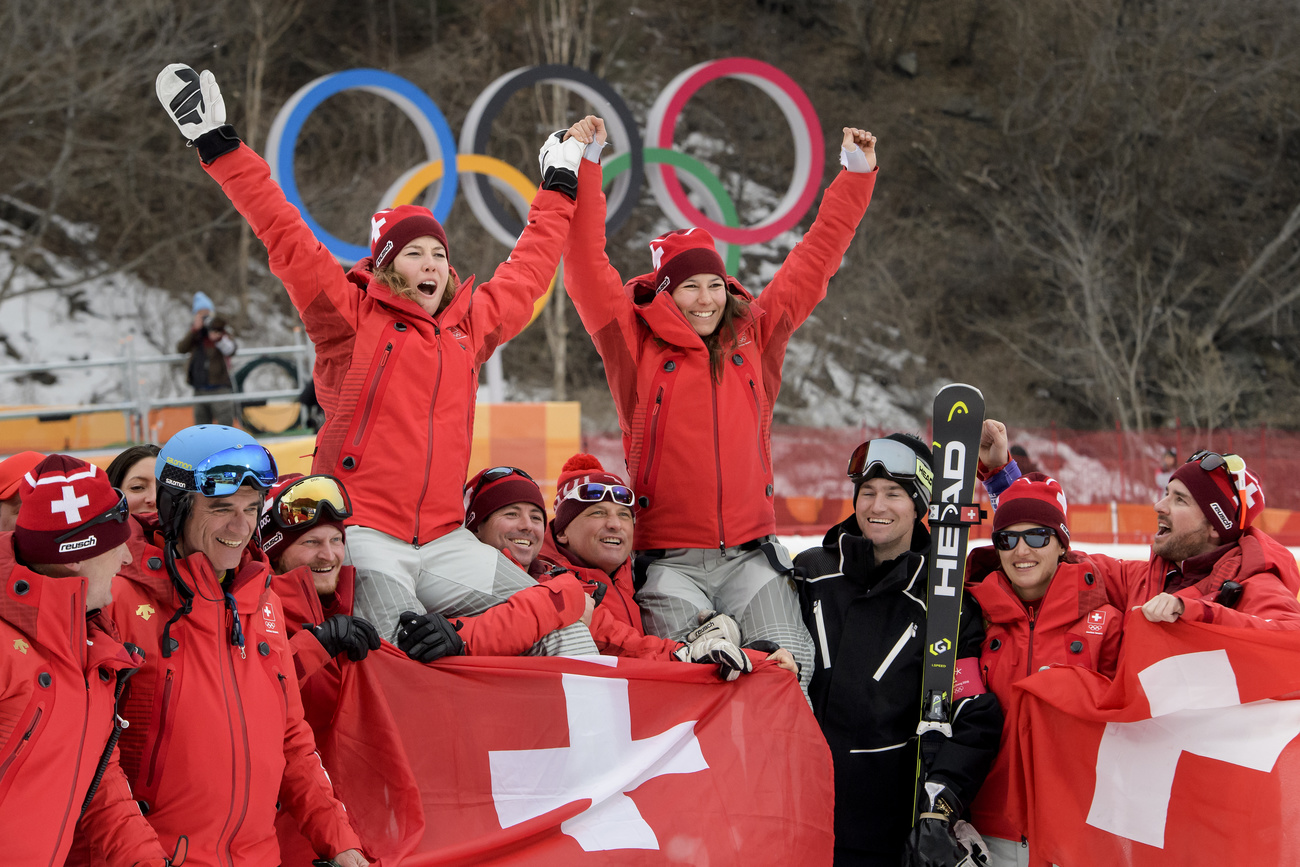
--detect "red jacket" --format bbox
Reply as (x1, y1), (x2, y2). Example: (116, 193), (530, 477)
(205, 145), (574, 545)
(0, 534), (168, 867)
(966, 550), (1122, 842)
(100, 520), (362, 867)
(533, 529), (683, 661)
(562, 159), (876, 549)
(271, 564), (356, 727)
(1085, 527), (1300, 629)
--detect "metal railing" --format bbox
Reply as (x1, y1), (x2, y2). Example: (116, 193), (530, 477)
(0, 330), (313, 441)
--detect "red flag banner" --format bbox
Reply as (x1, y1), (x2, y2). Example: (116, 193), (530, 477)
(1009, 617), (1300, 866)
(314, 646), (832, 866)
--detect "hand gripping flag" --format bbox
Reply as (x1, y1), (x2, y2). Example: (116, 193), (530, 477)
(1007, 617), (1300, 866)
(307, 645), (832, 866)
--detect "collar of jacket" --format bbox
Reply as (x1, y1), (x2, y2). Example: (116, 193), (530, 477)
(626, 273), (763, 349)
(970, 558), (1110, 627)
(123, 521), (272, 609)
(821, 513), (931, 592)
(538, 525), (628, 592)
(275, 563), (356, 626)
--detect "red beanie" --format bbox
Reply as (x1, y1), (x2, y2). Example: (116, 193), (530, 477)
(553, 454), (630, 538)
(648, 228), (726, 296)
(259, 474), (347, 566)
(1170, 454), (1264, 543)
(15, 455), (130, 564)
(0, 450), (45, 499)
(464, 467), (546, 534)
(370, 204), (449, 270)
(993, 472), (1070, 547)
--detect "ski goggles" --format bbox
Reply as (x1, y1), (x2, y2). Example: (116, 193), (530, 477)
(163, 444), (278, 497)
(991, 527), (1057, 550)
(846, 438), (934, 495)
(268, 475), (352, 530)
(465, 466), (534, 505)
(1187, 450), (1245, 489)
(54, 489), (130, 544)
(559, 482), (635, 507)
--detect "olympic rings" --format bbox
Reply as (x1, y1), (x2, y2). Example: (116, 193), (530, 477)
(266, 59), (824, 267)
(385, 153), (556, 327)
(645, 58), (824, 245)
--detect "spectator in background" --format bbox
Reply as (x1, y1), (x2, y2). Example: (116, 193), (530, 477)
(177, 290), (236, 426)
(1008, 443), (1038, 474)
(0, 450), (46, 531)
(106, 444), (161, 516)
(1154, 446), (1178, 494)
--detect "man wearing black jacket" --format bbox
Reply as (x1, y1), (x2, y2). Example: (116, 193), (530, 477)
(796, 433), (1002, 867)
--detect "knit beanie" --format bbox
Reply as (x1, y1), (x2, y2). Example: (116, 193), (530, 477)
(993, 472), (1070, 547)
(464, 467), (546, 534)
(853, 432), (934, 519)
(1170, 454), (1264, 543)
(553, 454), (630, 538)
(648, 228), (727, 296)
(370, 204), (450, 270)
(191, 290), (215, 315)
(0, 450), (46, 500)
(15, 455), (131, 564)
(259, 474), (347, 566)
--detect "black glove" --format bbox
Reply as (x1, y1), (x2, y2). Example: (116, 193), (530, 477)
(903, 784), (981, 867)
(309, 614), (381, 662)
(397, 610), (465, 663)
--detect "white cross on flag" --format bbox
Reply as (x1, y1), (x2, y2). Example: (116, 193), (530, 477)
(1008, 617), (1300, 866)
(309, 649), (832, 865)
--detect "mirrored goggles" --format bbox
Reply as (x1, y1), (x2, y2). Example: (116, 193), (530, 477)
(192, 445), (278, 497)
(270, 475), (352, 530)
(560, 482), (635, 507)
(991, 527), (1057, 550)
(54, 489), (130, 544)
(847, 438), (934, 494)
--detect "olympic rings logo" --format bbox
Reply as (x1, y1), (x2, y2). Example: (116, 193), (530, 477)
(266, 57), (824, 284)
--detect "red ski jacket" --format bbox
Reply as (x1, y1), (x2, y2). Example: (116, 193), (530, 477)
(0, 534), (168, 867)
(101, 520), (362, 867)
(205, 145), (574, 545)
(1085, 526), (1300, 629)
(966, 551), (1122, 842)
(563, 159), (875, 549)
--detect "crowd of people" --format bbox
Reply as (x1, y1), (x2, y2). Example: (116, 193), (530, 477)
(2, 60), (1299, 867)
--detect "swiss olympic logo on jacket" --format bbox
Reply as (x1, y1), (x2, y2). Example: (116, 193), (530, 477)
(263, 602), (279, 634)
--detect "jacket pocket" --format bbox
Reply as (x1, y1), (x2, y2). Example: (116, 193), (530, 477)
(747, 378), (770, 476)
(0, 702), (45, 804)
(813, 599), (832, 669)
(144, 668), (176, 788)
(872, 622), (917, 682)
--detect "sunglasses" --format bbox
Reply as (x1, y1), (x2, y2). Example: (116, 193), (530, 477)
(55, 490), (130, 544)
(560, 482), (635, 507)
(268, 475), (352, 530)
(991, 527), (1057, 550)
(1185, 449), (1247, 524)
(465, 466), (534, 505)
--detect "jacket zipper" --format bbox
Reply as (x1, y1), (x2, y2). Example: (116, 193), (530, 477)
(873, 622), (917, 681)
(1025, 605), (1038, 677)
(412, 328), (443, 545)
(81, 663), (139, 818)
(50, 662), (92, 866)
(639, 386), (664, 489)
(711, 377), (725, 551)
(351, 341), (393, 446)
(145, 668), (175, 787)
(0, 707), (43, 782)
(813, 599), (832, 669)
(748, 379), (769, 474)
(219, 609), (252, 867)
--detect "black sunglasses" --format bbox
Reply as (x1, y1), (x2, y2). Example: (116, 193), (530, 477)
(466, 466), (534, 504)
(991, 527), (1057, 550)
(1186, 450), (1237, 491)
(54, 490), (130, 544)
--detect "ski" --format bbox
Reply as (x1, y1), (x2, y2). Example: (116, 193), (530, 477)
(914, 382), (986, 821)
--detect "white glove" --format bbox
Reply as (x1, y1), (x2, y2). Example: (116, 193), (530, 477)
(674, 610), (753, 681)
(156, 64), (226, 142)
(538, 130), (585, 177)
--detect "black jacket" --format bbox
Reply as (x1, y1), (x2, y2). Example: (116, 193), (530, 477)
(795, 515), (1002, 866)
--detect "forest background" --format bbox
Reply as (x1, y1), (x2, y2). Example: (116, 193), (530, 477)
(3, 0), (1300, 437)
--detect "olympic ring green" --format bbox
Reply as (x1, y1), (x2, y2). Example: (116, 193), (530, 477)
(603, 147), (742, 276)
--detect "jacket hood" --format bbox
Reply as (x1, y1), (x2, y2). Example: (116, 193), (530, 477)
(345, 256), (474, 326)
(625, 273), (762, 349)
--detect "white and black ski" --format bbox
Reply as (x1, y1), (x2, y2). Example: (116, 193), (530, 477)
(914, 383), (986, 820)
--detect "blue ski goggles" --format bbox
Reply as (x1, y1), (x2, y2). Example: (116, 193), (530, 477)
(847, 438), (934, 496)
(160, 444), (279, 497)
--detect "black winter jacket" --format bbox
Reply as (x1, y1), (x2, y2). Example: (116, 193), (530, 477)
(795, 516), (1002, 867)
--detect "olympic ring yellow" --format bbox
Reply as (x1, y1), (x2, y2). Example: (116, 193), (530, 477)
(385, 154), (554, 326)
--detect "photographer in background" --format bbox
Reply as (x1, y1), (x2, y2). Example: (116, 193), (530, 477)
(178, 290), (236, 425)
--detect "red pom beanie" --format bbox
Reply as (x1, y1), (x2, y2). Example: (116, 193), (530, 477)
(370, 204), (449, 270)
(464, 467), (546, 534)
(648, 228), (726, 296)
(1170, 454), (1264, 543)
(259, 474), (348, 566)
(993, 472), (1070, 548)
(553, 454), (630, 538)
(15, 455), (131, 564)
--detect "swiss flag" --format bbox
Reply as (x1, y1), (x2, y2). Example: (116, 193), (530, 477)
(313, 646), (832, 866)
(1006, 617), (1300, 866)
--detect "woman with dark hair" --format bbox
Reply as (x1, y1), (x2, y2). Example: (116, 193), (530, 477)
(561, 116), (879, 688)
(106, 443), (161, 515)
